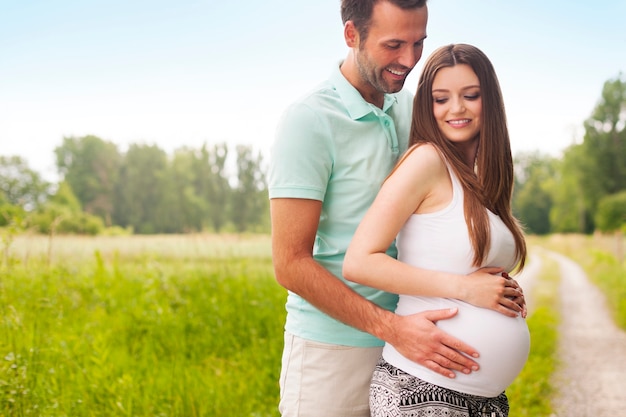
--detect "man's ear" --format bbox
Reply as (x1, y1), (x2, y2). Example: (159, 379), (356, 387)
(344, 21), (359, 48)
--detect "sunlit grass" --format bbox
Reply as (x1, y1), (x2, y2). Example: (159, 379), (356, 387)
(0, 234), (284, 417)
(2, 233), (620, 416)
(7, 233), (272, 264)
(530, 233), (626, 330)
(507, 251), (560, 417)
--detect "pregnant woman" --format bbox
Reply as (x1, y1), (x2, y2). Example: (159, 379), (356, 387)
(343, 44), (530, 417)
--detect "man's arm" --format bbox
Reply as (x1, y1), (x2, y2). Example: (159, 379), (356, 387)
(270, 197), (480, 378)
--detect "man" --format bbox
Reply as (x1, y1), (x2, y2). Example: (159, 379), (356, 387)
(268, 1), (480, 415)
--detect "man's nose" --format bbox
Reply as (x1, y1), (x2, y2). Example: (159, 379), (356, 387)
(398, 46), (422, 69)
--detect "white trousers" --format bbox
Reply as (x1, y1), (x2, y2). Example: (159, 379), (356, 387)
(279, 332), (382, 417)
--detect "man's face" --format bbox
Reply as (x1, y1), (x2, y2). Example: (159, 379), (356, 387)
(355, 2), (428, 96)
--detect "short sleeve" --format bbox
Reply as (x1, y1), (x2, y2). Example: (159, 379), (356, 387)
(268, 101), (334, 201)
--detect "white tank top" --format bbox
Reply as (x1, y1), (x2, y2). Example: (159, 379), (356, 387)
(383, 164), (530, 397)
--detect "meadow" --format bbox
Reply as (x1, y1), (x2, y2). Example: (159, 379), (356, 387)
(505, 250), (559, 417)
(530, 233), (626, 329)
(0, 233), (623, 416)
(1, 234), (282, 416)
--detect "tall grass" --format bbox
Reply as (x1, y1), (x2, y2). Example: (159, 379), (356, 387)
(506, 251), (560, 417)
(4, 233), (615, 416)
(508, 233), (626, 416)
(531, 234), (626, 330)
(0, 234), (285, 417)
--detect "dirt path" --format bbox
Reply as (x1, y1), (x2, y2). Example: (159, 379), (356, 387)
(521, 249), (626, 416)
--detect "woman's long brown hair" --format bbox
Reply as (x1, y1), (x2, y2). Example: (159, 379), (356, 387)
(408, 44), (527, 270)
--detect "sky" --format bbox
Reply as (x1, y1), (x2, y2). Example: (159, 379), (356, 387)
(1, 0), (625, 181)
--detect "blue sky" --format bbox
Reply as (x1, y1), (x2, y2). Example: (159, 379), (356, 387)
(1, 0), (625, 181)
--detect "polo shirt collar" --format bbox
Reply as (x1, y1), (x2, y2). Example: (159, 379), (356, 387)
(331, 63), (398, 120)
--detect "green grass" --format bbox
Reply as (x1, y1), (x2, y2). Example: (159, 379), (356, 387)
(507, 233), (626, 416)
(0, 234), (285, 417)
(588, 250), (626, 329)
(532, 233), (626, 330)
(2, 233), (621, 416)
(506, 252), (560, 417)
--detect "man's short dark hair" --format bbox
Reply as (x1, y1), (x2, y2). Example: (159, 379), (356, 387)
(340, 0), (427, 42)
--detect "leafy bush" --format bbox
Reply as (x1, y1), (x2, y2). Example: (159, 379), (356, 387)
(0, 203), (26, 227)
(595, 191), (626, 232)
(30, 203), (104, 235)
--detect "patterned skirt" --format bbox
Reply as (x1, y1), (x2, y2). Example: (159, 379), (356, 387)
(370, 357), (509, 417)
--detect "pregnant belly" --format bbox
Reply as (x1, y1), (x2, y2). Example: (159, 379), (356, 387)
(390, 297), (530, 397)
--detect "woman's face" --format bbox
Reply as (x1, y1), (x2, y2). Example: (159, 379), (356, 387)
(431, 64), (482, 145)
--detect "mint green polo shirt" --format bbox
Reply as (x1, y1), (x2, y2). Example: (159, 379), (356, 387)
(268, 64), (413, 347)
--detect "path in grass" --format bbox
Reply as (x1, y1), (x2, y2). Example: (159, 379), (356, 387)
(545, 251), (626, 416)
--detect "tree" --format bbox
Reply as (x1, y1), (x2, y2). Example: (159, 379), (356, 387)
(48, 180), (82, 212)
(546, 74), (626, 234)
(578, 75), (626, 218)
(0, 203), (26, 229)
(595, 191), (626, 233)
(231, 145), (268, 232)
(112, 144), (168, 234)
(31, 181), (104, 235)
(164, 148), (207, 233)
(0, 155), (51, 211)
(206, 143), (230, 232)
(55, 135), (121, 225)
(550, 145), (593, 233)
(513, 152), (555, 235)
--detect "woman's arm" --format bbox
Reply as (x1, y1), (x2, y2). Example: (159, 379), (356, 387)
(343, 145), (523, 316)
(271, 196), (481, 377)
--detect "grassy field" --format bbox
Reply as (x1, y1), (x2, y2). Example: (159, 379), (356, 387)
(507, 233), (626, 416)
(1, 234), (282, 416)
(0, 233), (623, 416)
(529, 233), (626, 330)
(506, 251), (560, 417)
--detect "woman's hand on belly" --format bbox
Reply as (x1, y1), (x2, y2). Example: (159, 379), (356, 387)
(460, 267), (525, 318)
(502, 271), (527, 318)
